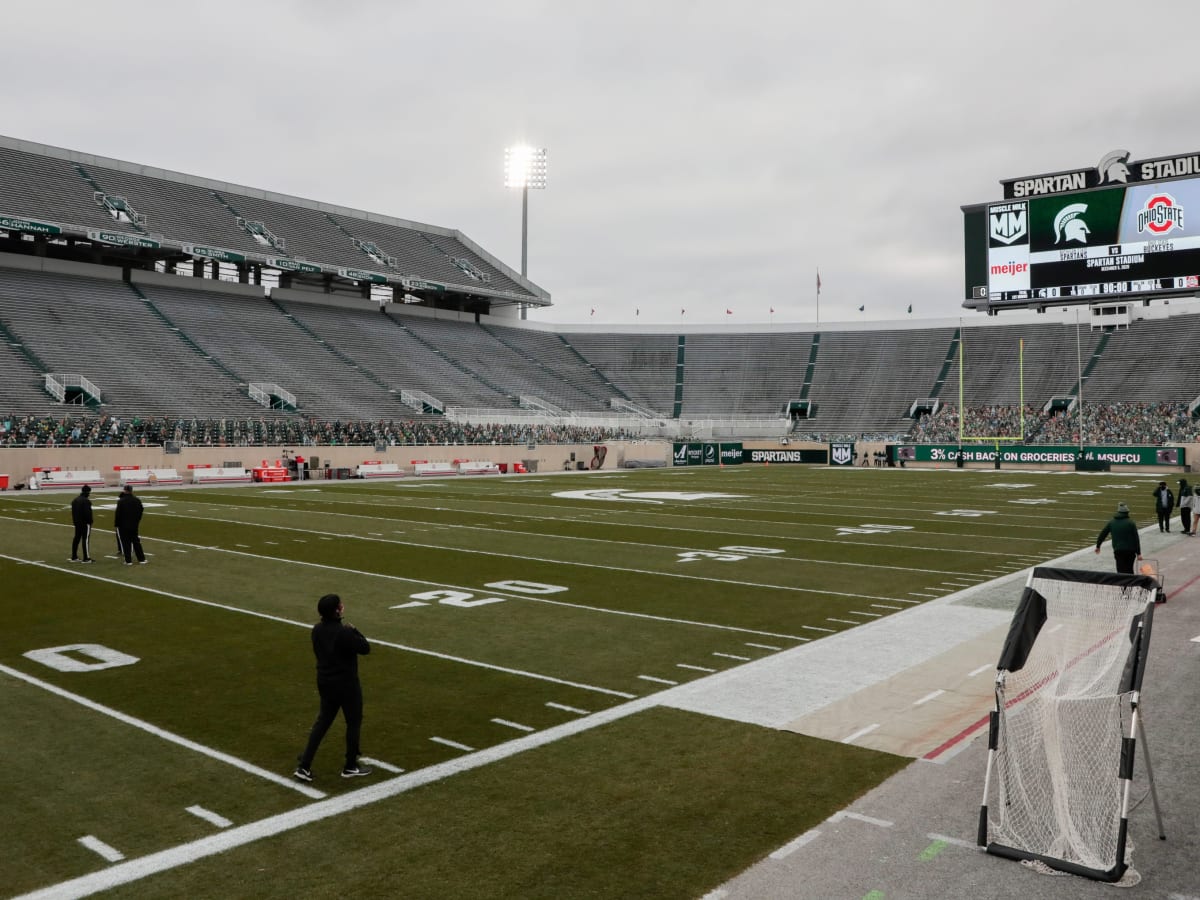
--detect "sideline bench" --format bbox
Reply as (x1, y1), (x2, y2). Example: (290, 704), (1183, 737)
(33, 469), (106, 489)
(457, 460), (501, 475)
(117, 468), (184, 486)
(413, 462), (457, 477)
(356, 462), (405, 479)
(192, 466), (253, 485)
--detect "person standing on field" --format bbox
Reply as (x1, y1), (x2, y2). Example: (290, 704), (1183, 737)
(1178, 479), (1193, 536)
(69, 485), (94, 563)
(1152, 481), (1174, 533)
(114, 484), (147, 564)
(294, 593), (373, 782)
(1095, 501), (1143, 574)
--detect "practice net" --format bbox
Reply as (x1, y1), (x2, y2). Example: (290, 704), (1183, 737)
(978, 567), (1158, 882)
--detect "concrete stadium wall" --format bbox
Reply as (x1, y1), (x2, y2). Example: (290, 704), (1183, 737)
(0, 441), (672, 488)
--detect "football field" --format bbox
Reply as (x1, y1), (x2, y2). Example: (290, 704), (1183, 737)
(0, 463), (1159, 898)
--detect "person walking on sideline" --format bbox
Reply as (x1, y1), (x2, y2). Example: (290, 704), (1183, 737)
(1096, 501), (1143, 574)
(69, 485), (94, 563)
(1152, 481), (1175, 533)
(114, 484), (147, 565)
(294, 594), (373, 782)
(1178, 479), (1193, 536)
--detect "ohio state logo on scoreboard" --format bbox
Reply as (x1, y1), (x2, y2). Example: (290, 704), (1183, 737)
(1137, 194), (1184, 235)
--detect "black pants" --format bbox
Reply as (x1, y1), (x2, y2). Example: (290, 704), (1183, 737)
(116, 527), (145, 563)
(1114, 550), (1137, 574)
(299, 679), (363, 770)
(1157, 509), (1171, 532)
(71, 524), (91, 560)
(1182, 508), (1192, 534)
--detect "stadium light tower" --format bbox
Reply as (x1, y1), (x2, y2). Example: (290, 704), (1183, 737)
(504, 145), (546, 318)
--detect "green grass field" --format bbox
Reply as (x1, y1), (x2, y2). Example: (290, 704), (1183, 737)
(0, 463), (1160, 898)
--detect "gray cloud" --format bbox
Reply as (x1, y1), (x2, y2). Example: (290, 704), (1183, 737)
(4, 0), (1200, 324)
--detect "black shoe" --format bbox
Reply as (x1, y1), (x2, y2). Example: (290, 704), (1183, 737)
(293, 766), (313, 782)
(341, 765), (373, 778)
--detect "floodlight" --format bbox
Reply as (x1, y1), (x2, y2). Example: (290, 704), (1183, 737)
(504, 146), (548, 318)
(504, 145), (547, 190)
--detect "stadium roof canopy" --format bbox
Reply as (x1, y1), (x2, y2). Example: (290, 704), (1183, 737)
(0, 134), (548, 316)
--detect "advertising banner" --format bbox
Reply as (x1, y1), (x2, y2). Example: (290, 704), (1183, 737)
(672, 442), (744, 466)
(903, 444), (1185, 467)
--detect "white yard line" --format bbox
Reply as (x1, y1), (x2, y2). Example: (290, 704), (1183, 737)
(0, 662), (325, 801)
(0, 554), (637, 700)
(77, 836), (124, 863)
(185, 806), (233, 829)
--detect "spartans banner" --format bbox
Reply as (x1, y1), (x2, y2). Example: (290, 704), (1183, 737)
(902, 444), (1185, 467)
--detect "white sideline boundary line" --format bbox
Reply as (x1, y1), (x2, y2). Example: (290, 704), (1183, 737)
(0, 663), (326, 801)
(16, 695), (662, 900)
(0, 554), (636, 700)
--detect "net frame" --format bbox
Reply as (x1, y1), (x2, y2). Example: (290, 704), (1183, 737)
(977, 566), (1159, 882)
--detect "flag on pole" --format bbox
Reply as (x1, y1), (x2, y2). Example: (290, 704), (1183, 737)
(635, 308), (640, 317)
(681, 308), (685, 316)
(725, 309), (732, 315)
(907, 304), (913, 314)
(590, 308), (595, 317)
(770, 306), (775, 314)
(816, 270), (822, 294)
(858, 305), (865, 312)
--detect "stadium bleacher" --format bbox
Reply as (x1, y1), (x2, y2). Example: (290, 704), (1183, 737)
(3, 133), (1200, 447)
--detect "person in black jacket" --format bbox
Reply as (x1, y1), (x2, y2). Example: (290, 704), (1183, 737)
(69, 485), (94, 563)
(114, 484), (146, 565)
(294, 594), (373, 781)
(1152, 481), (1175, 532)
(1095, 501), (1143, 574)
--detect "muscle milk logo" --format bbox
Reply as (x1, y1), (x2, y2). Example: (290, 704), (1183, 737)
(1137, 194), (1184, 235)
(831, 443), (853, 465)
(1054, 203), (1091, 244)
(1098, 149), (1132, 185)
(989, 204), (1027, 244)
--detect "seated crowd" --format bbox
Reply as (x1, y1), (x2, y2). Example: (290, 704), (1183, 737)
(0, 414), (632, 448)
(909, 401), (1200, 446)
(4, 402), (1199, 449)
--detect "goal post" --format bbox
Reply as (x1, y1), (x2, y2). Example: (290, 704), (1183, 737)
(977, 567), (1164, 882)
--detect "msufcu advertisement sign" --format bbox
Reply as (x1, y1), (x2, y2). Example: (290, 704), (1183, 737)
(903, 444), (1185, 467)
(672, 442), (744, 466)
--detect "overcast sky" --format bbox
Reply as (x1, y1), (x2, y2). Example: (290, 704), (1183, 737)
(5, 1), (1200, 325)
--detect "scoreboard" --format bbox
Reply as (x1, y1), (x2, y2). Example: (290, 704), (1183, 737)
(962, 149), (1200, 311)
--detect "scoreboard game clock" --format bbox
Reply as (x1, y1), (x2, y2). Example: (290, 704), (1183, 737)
(962, 149), (1200, 311)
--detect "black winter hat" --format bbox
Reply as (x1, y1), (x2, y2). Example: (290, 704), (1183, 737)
(81, 485), (90, 494)
(317, 594), (342, 619)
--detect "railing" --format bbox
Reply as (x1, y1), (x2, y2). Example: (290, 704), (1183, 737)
(249, 383), (297, 409)
(519, 395), (565, 415)
(44, 373), (102, 404)
(400, 388), (444, 414)
(610, 397), (660, 418)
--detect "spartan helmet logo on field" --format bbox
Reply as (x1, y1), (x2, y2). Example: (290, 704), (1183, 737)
(1054, 203), (1091, 244)
(1097, 149), (1132, 184)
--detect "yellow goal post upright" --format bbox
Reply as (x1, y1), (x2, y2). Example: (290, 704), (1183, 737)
(957, 326), (1025, 457)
